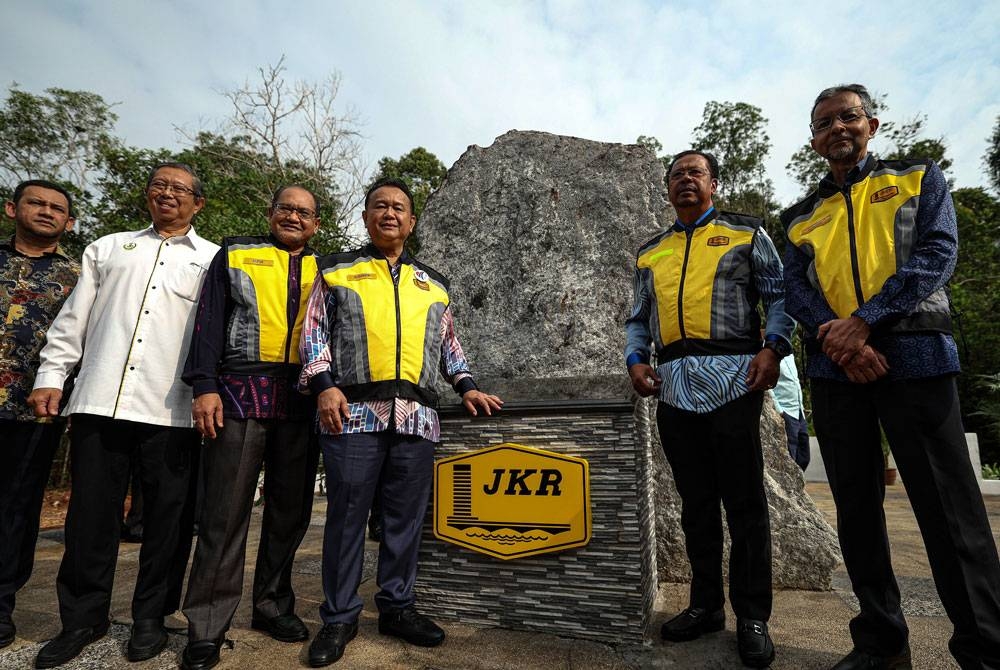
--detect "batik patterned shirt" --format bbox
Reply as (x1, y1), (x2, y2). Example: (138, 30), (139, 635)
(0, 238), (80, 421)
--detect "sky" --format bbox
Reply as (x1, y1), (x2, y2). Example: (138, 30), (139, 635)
(2, 0), (998, 216)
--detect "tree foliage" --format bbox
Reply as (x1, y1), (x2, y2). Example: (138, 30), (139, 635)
(951, 186), (1000, 462)
(986, 115), (1000, 194)
(635, 135), (672, 176)
(691, 101), (778, 223)
(374, 146), (447, 218)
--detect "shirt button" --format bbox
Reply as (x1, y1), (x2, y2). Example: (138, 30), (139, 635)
(151, 285), (156, 289)
(137, 339), (142, 343)
(159, 262), (164, 266)
(129, 366), (135, 370)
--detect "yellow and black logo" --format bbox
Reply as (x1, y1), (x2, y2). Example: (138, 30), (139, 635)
(871, 186), (899, 203)
(243, 258), (274, 267)
(433, 443), (591, 560)
(707, 236), (730, 247)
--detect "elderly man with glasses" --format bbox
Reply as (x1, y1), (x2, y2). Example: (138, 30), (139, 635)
(29, 163), (219, 668)
(178, 185), (324, 670)
(782, 83), (1000, 670)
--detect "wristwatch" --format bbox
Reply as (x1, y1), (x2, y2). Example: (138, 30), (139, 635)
(762, 338), (792, 359)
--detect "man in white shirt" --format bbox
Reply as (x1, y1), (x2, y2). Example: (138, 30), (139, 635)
(28, 163), (219, 668)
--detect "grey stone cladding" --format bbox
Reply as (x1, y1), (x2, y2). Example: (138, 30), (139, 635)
(415, 399), (657, 643)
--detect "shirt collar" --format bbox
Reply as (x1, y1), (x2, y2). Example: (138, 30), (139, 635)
(672, 206), (718, 233)
(141, 223), (201, 248)
(2, 235), (73, 260)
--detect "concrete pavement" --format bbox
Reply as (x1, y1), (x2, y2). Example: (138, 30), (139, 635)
(2, 482), (998, 669)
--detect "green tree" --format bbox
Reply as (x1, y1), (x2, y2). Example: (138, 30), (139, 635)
(951, 186), (1000, 463)
(373, 147), (447, 218)
(691, 101), (778, 224)
(985, 115), (1000, 194)
(635, 135), (672, 176)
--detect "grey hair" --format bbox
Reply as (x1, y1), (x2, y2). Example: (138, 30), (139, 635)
(811, 84), (876, 120)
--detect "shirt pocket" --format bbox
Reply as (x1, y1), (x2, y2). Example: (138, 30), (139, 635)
(167, 262), (209, 302)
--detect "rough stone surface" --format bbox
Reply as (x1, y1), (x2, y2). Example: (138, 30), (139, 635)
(419, 130), (840, 592)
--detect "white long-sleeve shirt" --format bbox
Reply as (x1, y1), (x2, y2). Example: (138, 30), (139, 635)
(33, 225), (219, 427)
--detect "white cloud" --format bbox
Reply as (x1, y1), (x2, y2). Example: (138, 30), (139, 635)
(1, 0), (997, 210)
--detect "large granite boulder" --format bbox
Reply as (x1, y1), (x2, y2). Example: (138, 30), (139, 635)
(418, 130), (840, 589)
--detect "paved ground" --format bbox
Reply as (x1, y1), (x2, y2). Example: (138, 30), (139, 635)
(2, 482), (999, 669)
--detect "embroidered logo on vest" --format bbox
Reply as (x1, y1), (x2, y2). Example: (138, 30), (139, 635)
(871, 186), (899, 203)
(413, 268), (430, 291)
(707, 236), (730, 247)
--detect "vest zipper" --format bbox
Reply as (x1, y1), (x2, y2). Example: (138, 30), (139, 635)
(282, 252), (299, 364)
(676, 230), (694, 348)
(842, 187), (866, 308)
(390, 259), (402, 431)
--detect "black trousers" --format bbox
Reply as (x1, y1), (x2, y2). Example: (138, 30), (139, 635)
(657, 392), (772, 621)
(56, 414), (199, 630)
(0, 420), (65, 619)
(183, 418), (319, 641)
(812, 375), (1000, 668)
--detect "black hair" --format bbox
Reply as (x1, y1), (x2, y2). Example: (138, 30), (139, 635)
(667, 150), (720, 180)
(11, 179), (76, 218)
(364, 177), (415, 212)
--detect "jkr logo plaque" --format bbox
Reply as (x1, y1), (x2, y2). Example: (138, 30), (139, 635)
(433, 443), (591, 559)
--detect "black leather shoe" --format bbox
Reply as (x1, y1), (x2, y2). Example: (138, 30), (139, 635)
(831, 643), (912, 669)
(35, 623), (109, 669)
(0, 616), (15, 648)
(181, 639), (222, 670)
(661, 606), (725, 642)
(737, 619), (775, 668)
(127, 618), (167, 661)
(308, 622), (357, 667)
(251, 612), (309, 642)
(378, 606), (445, 647)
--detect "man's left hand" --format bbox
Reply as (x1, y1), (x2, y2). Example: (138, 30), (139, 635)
(746, 348), (780, 392)
(818, 316), (870, 365)
(462, 390), (504, 417)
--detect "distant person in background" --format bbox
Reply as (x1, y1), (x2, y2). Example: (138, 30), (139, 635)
(0, 180), (80, 650)
(769, 329), (809, 471)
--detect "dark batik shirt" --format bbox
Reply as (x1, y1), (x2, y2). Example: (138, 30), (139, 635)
(0, 238), (80, 421)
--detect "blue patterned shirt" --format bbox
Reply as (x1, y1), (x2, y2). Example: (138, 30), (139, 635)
(624, 215), (793, 413)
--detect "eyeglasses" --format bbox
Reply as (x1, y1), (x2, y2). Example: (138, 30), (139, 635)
(668, 167), (712, 182)
(810, 106), (868, 136)
(273, 203), (317, 221)
(148, 180), (197, 197)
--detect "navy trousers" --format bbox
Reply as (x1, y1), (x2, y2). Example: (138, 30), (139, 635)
(318, 432), (435, 624)
(812, 375), (1000, 668)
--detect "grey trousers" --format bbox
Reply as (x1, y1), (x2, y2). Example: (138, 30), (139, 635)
(183, 418), (318, 641)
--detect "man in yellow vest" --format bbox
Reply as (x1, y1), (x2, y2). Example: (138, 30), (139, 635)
(783, 83), (1000, 670)
(625, 150), (792, 668)
(179, 185), (323, 670)
(299, 177), (502, 666)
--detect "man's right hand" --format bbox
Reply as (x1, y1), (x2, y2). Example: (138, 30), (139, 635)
(318, 387), (351, 433)
(192, 392), (224, 439)
(628, 363), (662, 397)
(842, 345), (890, 384)
(27, 388), (62, 417)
